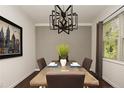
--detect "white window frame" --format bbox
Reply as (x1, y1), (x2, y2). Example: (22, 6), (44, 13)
(118, 13), (124, 61)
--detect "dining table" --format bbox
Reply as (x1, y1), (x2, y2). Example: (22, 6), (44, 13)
(30, 61), (99, 87)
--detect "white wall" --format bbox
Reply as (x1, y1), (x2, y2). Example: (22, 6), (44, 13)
(35, 26), (91, 65)
(0, 6), (36, 87)
(91, 5), (124, 87)
(91, 22), (97, 72)
(103, 59), (124, 88)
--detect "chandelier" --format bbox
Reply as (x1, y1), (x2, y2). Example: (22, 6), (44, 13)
(49, 5), (78, 34)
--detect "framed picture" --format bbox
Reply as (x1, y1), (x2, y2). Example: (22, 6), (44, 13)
(0, 16), (23, 59)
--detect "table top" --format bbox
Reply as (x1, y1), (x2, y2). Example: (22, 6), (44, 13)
(30, 64), (99, 87)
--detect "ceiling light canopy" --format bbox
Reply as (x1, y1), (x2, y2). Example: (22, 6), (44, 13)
(49, 5), (78, 34)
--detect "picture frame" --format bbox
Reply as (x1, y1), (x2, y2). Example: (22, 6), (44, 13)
(0, 16), (23, 59)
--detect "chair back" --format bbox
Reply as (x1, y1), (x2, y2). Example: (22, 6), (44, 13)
(37, 58), (47, 70)
(82, 57), (92, 71)
(46, 72), (85, 88)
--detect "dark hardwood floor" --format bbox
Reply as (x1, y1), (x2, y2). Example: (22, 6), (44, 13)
(15, 71), (39, 88)
(89, 71), (113, 88)
(15, 71), (113, 88)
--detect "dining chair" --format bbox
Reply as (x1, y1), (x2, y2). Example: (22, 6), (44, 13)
(46, 73), (85, 88)
(37, 58), (47, 71)
(82, 57), (92, 71)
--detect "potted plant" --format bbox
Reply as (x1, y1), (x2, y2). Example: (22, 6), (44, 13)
(57, 44), (69, 66)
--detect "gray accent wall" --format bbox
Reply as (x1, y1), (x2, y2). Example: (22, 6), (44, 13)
(35, 26), (91, 65)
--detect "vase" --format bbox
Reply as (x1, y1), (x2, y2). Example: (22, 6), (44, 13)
(59, 56), (68, 62)
(60, 59), (67, 66)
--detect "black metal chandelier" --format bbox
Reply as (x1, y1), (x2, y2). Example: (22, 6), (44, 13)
(49, 5), (78, 34)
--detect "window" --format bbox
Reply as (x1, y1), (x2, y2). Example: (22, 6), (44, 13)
(103, 12), (124, 61)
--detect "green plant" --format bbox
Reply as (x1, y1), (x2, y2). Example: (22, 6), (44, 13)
(57, 44), (69, 59)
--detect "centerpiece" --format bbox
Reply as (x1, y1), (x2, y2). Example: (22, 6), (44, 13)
(57, 44), (69, 66)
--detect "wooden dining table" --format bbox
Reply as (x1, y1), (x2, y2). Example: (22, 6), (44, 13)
(30, 62), (99, 87)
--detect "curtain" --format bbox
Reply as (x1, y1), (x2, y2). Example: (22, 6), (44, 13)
(96, 21), (103, 80)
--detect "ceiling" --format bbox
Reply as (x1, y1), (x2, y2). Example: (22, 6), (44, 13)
(19, 5), (112, 25)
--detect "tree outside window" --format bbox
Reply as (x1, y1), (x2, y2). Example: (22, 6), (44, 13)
(103, 16), (119, 60)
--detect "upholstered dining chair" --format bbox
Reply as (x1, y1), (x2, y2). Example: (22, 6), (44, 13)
(46, 72), (85, 88)
(82, 57), (92, 71)
(37, 58), (47, 71)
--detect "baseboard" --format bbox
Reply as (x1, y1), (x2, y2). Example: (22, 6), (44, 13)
(9, 69), (35, 88)
(34, 68), (40, 71)
(103, 76), (120, 88)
